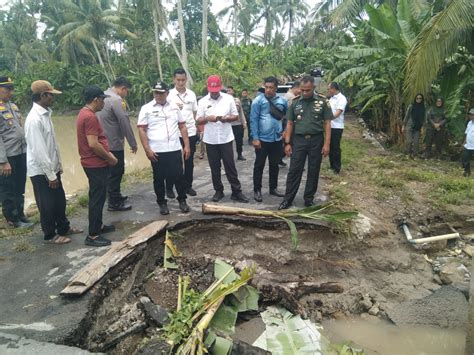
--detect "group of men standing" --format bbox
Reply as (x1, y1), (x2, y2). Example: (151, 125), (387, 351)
(0, 71), (347, 247)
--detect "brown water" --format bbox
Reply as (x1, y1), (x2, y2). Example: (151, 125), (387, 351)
(322, 317), (466, 355)
(25, 115), (150, 206)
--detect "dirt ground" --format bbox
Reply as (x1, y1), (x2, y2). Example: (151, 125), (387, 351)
(1, 114), (472, 353)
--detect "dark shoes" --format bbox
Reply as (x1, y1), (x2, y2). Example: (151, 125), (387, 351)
(108, 202), (132, 211)
(278, 200), (292, 210)
(100, 224), (116, 234)
(166, 189), (176, 199)
(11, 220), (34, 228)
(212, 191), (225, 202)
(159, 202), (169, 215)
(278, 160), (287, 167)
(304, 200), (314, 207)
(186, 187), (197, 196)
(231, 192), (249, 203)
(179, 200), (190, 213)
(237, 155), (246, 161)
(19, 215), (31, 223)
(254, 190), (263, 202)
(85, 235), (111, 247)
(269, 188), (284, 197)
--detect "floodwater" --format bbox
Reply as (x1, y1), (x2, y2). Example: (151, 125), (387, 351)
(24, 114), (151, 206)
(322, 317), (466, 355)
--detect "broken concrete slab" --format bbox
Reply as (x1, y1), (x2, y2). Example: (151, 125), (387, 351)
(386, 286), (469, 329)
(439, 260), (470, 285)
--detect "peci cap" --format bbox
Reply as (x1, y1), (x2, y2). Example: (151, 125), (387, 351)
(152, 81), (169, 93)
(0, 76), (14, 88)
(469, 108), (474, 115)
(207, 75), (222, 93)
(31, 80), (62, 94)
(83, 85), (109, 102)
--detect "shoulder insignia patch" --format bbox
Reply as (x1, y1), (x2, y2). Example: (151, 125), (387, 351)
(121, 99), (127, 111)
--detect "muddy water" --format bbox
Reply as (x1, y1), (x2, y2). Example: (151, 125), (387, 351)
(322, 317), (466, 355)
(24, 114), (150, 205)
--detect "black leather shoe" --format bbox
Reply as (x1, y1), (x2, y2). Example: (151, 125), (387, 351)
(179, 200), (190, 213)
(278, 200), (291, 210)
(304, 200), (314, 207)
(108, 203), (132, 211)
(166, 189), (176, 199)
(254, 190), (262, 202)
(118, 195), (128, 202)
(85, 235), (111, 247)
(186, 187), (197, 196)
(269, 189), (284, 197)
(100, 224), (116, 234)
(212, 191), (224, 202)
(231, 192), (249, 203)
(159, 203), (169, 215)
(12, 220), (34, 228)
(237, 155), (246, 161)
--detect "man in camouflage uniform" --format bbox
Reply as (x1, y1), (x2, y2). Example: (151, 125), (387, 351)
(279, 75), (333, 210)
(240, 89), (253, 145)
(0, 77), (33, 228)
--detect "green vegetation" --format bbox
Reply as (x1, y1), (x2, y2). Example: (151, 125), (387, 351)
(0, 0), (471, 142)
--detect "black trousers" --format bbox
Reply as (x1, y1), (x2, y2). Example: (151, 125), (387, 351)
(329, 128), (343, 173)
(206, 141), (242, 194)
(108, 150), (125, 205)
(31, 173), (70, 240)
(232, 125), (244, 156)
(151, 150), (187, 204)
(166, 135), (198, 191)
(425, 129), (444, 157)
(284, 134), (324, 204)
(84, 167), (109, 237)
(253, 141), (281, 192)
(0, 153), (27, 223)
(462, 148), (473, 174)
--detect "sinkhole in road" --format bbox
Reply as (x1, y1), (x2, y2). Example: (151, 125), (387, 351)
(64, 218), (468, 354)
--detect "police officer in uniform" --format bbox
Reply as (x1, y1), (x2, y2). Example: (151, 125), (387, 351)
(279, 75), (333, 210)
(0, 77), (33, 227)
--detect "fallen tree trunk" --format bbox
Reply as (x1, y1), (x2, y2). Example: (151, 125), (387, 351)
(202, 203), (275, 217)
(60, 220), (168, 296)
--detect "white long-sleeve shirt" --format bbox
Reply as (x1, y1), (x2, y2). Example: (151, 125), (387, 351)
(25, 103), (62, 181)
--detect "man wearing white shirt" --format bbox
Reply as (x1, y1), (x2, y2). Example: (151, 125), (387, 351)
(196, 75), (249, 203)
(328, 82), (348, 175)
(25, 80), (82, 244)
(137, 81), (191, 215)
(167, 68), (198, 197)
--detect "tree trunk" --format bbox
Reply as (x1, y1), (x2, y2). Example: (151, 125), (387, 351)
(154, 0), (193, 85)
(287, 11), (293, 45)
(152, 6), (164, 81)
(201, 0), (208, 59)
(177, 0), (193, 87)
(233, 0), (238, 45)
(92, 40), (111, 86)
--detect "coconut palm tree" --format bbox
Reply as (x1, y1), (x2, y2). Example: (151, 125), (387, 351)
(276, 0), (309, 44)
(42, 0), (136, 85)
(254, 0), (281, 45)
(217, 0), (240, 45)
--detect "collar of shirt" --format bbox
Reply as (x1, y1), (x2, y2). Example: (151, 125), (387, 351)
(32, 102), (52, 119)
(153, 101), (170, 108)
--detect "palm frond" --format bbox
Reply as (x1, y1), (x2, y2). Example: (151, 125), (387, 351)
(403, 0), (474, 99)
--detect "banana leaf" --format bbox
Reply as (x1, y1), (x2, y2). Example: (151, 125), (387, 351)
(214, 258), (238, 284)
(253, 306), (325, 354)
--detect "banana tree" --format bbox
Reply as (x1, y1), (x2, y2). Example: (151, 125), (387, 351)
(333, 0), (430, 143)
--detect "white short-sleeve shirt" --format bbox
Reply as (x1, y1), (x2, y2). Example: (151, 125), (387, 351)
(197, 93), (238, 145)
(168, 88), (198, 137)
(465, 121), (474, 150)
(137, 99), (185, 153)
(329, 92), (348, 129)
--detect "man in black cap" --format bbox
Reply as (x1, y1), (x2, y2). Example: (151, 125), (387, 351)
(77, 86), (118, 247)
(0, 76), (33, 228)
(137, 81), (191, 215)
